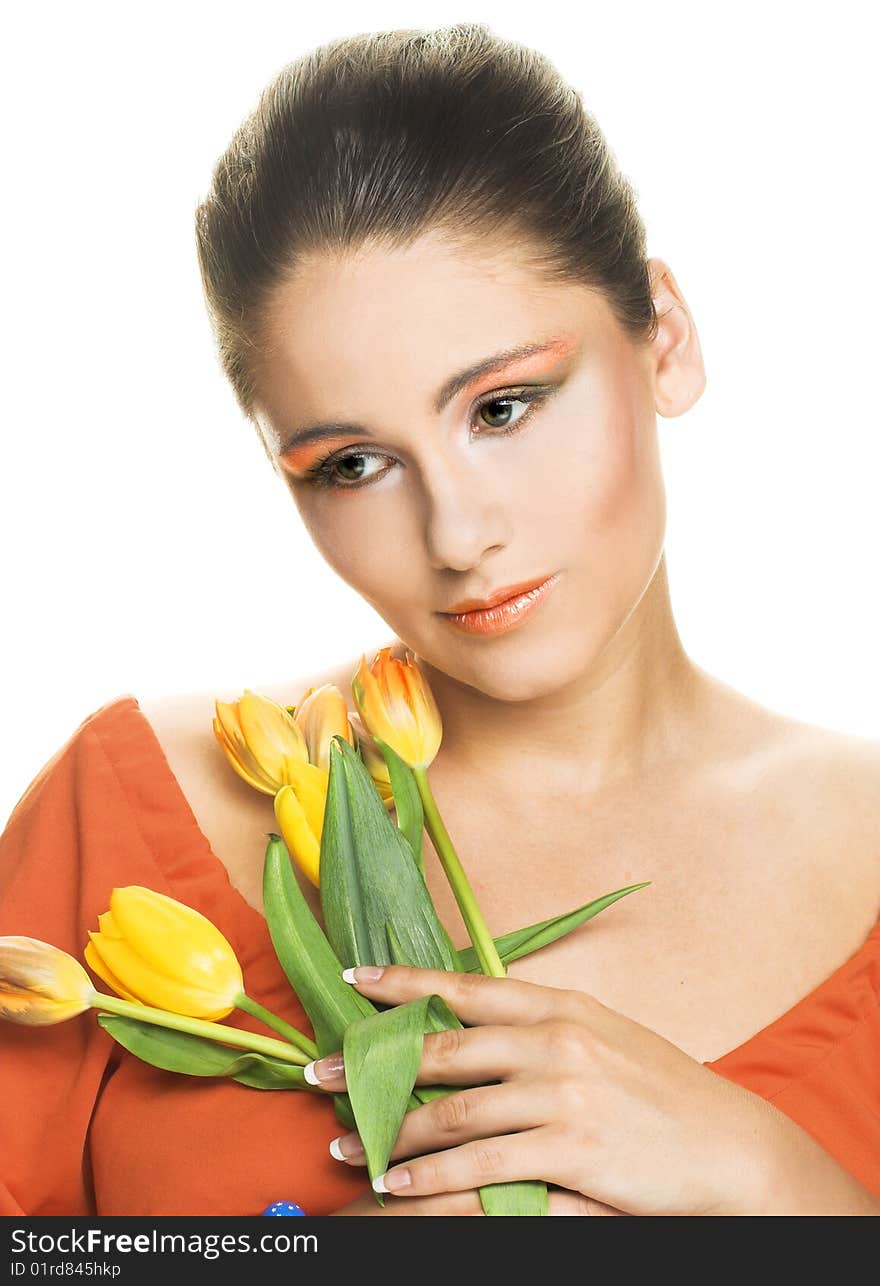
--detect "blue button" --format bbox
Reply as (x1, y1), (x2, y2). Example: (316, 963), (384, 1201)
(262, 1201), (306, 1216)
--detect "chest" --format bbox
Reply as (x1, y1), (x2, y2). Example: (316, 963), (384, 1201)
(414, 767), (879, 1064)
(204, 755), (879, 1068)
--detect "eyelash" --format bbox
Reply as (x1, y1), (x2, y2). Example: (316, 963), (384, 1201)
(301, 387), (552, 491)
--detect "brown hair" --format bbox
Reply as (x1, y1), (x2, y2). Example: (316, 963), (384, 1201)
(194, 22), (658, 427)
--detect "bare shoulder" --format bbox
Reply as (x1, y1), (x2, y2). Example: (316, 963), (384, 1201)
(684, 670), (880, 916)
(136, 641), (399, 910)
(772, 713), (880, 825)
(701, 670), (880, 818)
(746, 703), (880, 906)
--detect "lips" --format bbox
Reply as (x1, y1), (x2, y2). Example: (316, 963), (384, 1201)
(442, 576), (555, 615)
(439, 574), (560, 638)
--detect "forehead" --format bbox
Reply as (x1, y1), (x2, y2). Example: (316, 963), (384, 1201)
(252, 228), (611, 421)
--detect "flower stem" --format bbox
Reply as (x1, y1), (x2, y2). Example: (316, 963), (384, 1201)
(412, 766), (506, 978)
(88, 993), (310, 1065)
(234, 992), (318, 1061)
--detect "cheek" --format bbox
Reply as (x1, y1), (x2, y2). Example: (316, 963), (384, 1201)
(539, 368), (664, 565)
(292, 487), (421, 609)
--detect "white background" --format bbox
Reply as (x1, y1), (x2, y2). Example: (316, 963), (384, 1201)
(2, 0), (878, 827)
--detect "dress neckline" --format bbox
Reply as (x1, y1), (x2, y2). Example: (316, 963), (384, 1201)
(95, 694), (880, 1096)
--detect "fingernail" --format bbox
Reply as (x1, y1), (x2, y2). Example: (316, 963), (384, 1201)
(303, 1053), (344, 1085)
(341, 966), (385, 984)
(372, 1167), (411, 1193)
(329, 1132), (365, 1161)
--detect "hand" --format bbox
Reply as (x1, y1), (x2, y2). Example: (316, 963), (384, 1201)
(307, 964), (790, 1216)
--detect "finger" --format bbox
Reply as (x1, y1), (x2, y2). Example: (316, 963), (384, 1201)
(548, 1187), (628, 1216)
(378, 1189), (485, 1216)
(342, 963), (585, 1027)
(305, 1021), (547, 1090)
(370, 1125), (563, 1197)
(332, 1188), (485, 1216)
(330, 1081), (548, 1165)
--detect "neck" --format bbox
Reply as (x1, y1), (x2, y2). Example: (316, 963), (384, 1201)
(410, 555), (709, 797)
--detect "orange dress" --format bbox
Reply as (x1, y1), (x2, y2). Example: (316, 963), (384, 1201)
(1, 695), (879, 1215)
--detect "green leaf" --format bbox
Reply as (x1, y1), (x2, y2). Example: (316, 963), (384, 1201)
(96, 1014), (313, 1090)
(319, 738), (458, 973)
(344, 992), (546, 1215)
(262, 832), (375, 1057)
(456, 883), (651, 972)
(385, 920), (410, 966)
(332, 1093), (357, 1131)
(479, 1181), (549, 1216)
(343, 995), (434, 1205)
(373, 737), (424, 875)
(383, 922), (462, 981)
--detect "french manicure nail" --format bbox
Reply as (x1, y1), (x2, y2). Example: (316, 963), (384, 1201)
(328, 1132), (365, 1161)
(372, 1167), (411, 1193)
(342, 965), (385, 984)
(303, 1053), (345, 1085)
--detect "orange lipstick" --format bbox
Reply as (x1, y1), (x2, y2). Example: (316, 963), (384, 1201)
(440, 573), (560, 636)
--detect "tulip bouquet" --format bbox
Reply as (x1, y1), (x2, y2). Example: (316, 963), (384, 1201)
(1, 648), (649, 1216)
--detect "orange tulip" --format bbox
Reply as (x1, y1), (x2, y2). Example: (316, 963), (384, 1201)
(351, 647), (442, 769)
(0, 937), (96, 1025)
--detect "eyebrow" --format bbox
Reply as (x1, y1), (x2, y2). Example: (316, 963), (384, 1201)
(277, 336), (575, 456)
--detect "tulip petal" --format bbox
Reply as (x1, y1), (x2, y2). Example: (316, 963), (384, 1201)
(351, 655), (398, 749)
(84, 938), (141, 1003)
(96, 910), (123, 939)
(237, 691), (308, 786)
(106, 887), (244, 1003)
(87, 932), (236, 1020)
(0, 990), (92, 1025)
(293, 684), (355, 772)
(283, 760), (328, 842)
(0, 936), (95, 1025)
(351, 648), (442, 768)
(213, 714), (277, 794)
(273, 786), (321, 888)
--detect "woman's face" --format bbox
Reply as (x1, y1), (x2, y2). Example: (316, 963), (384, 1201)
(253, 229), (673, 702)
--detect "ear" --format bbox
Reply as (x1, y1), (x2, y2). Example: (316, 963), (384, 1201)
(646, 257), (706, 417)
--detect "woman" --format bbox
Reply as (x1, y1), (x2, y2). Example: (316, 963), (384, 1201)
(2, 22), (879, 1217)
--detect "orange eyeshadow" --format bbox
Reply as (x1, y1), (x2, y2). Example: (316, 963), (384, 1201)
(282, 436), (356, 474)
(457, 338), (578, 399)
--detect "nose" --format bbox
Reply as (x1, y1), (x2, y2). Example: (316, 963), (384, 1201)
(421, 453), (513, 572)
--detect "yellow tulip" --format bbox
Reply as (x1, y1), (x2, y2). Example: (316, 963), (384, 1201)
(213, 689), (309, 794)
(272, 759), (330, 889)
(293, 685), (395, 808)
(84, 887), (245, 1020)
(269, 684), (351, 887)
(214, 680), (400, 886)
(291, 684), (356, 773)
(0, 936), (96, 1025)
(351, 646), (442, 769)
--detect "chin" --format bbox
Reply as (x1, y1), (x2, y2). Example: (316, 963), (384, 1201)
(429, 632), (590, 704)
(468, 669), (566, 703)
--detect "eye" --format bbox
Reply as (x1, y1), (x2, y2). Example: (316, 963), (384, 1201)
(328, 452), (387, 484)
(302, 448), (392, 490)
(473, 388), (548, 434)
(478, 398), (525, 430)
